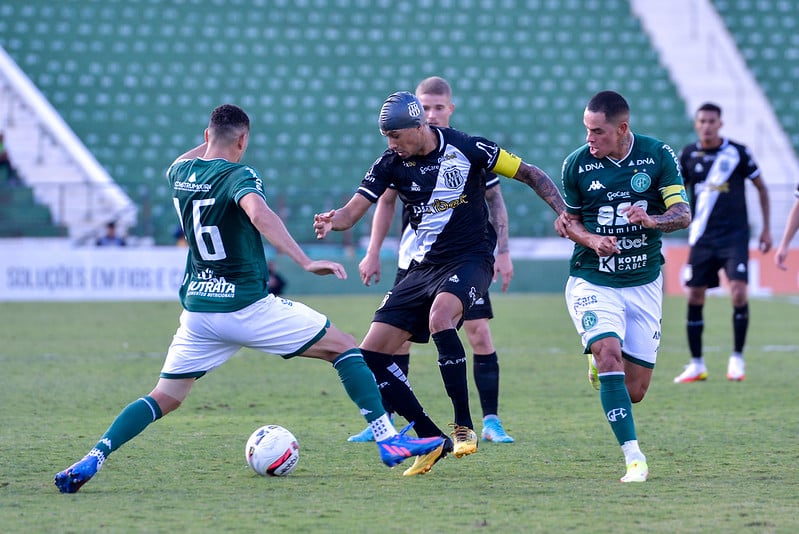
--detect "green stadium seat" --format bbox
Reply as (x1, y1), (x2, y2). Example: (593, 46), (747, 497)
(712, 0), (799, 156)
(1, 0), (693, 242)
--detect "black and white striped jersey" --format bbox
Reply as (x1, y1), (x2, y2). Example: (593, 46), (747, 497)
(357, 127), (498, 265)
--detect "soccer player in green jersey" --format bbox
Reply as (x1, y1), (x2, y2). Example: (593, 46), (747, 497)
(556, 91), (691, 482)
(54, 104), (443, 493)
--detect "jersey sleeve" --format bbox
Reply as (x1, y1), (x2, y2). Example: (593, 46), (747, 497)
(741, 145), (761, 181)
(485, 171), (500, 190)
(232, 165), (266, 204)
(678, 144), (692, 184)
(658, 143), (689, 208)
(560, 151), (582, 215)
(356, 154), (391, 203)
(166, 158), (189, 183)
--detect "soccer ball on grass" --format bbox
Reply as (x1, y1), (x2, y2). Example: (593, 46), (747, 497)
(245, 424), (300, 476)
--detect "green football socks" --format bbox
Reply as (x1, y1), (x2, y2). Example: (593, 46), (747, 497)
(598, 373), (637, 445)
(333, 349), (386, 424)
(92, 396), (163, 461)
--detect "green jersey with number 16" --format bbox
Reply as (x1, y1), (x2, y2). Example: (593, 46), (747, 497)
(561, 133), (688, 288)
(167, 157), (269, 312)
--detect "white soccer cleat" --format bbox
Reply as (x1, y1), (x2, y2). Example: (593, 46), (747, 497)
(674, 362), (708, 383)
(620, 460), (649, 483)
(726, 355), (745, 381)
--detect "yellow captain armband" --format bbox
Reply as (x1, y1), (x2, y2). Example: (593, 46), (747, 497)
(661, 184), (689, 208)
(492, 148), (522, 178)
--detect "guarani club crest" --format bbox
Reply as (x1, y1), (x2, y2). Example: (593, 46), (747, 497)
(630, 172), (651, 193)
(581, 311), (598, 331)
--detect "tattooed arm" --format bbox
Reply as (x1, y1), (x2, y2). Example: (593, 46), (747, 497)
(624, 202), (691, 233)
(512, 162), (566, 216)
(485, 184), (513, 291)
(486, 185), (510, 254)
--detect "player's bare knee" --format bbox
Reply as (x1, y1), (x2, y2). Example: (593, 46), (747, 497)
(429, 312), (461, 334)
(594, 349), (623, 373)
(149, 390), (183, 415)
(322, 325), (358, 350)
(629, 385), (648, 404)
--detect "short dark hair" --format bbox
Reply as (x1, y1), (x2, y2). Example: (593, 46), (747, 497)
(208, 104), (250, 144)
(416, 76), (452, 98)
(696, 102), (722, 117)
(586, 91), (630, 123)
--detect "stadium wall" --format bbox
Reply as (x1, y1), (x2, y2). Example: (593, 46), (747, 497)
(2, 239), (797, 301)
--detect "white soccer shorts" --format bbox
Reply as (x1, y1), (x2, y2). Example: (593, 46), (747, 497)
(161, 294), (328, 377)
(565, 274), (662, 368)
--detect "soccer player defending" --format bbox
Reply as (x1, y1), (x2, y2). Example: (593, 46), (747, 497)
(349, 77), (515, 445)
(674, 103), (771, 383)
(315, 91), (565, 475)
(53, 104), (443, 493)
(556, 91), (691, 482)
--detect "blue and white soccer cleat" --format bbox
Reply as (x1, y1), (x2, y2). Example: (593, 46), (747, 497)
(54, 454), (102, 493)
(481, 415), (515, 443)
(347, 425), (375, 442)
(348, 415), (394, 442)
(377, 424), (445, 468)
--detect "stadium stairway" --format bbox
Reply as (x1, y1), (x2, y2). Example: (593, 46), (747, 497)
(0, 46), (138, 244)
(631, 0), (799, 241)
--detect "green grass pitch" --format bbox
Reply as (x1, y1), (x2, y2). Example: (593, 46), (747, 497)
(1, 294), (798, 532)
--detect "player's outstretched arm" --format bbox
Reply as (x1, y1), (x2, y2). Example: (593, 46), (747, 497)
(511, 162), (566, 216)
(240, 193), (347, 279)
(314, 194), (373, 240)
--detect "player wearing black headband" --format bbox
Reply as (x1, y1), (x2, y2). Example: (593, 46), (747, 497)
(315, 91), (566, 475)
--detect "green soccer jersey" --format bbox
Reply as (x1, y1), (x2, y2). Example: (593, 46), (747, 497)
(561, 133), (688, 288)
(167, 157), (270, 312)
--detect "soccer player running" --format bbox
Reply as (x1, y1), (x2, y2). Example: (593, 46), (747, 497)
(53, 104), (443, 493)
(673, 102), (771, 384)
(349, 77), (515, 445)
(315, 91), (565, 475)
(556, 91), (691, 482)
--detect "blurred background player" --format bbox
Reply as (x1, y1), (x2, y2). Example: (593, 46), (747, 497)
(0, 131), (21, 186)
(674, 102), (771, 384)
(95, 221), (126, 247)
(349, 76), (514, 444)
(267, 260), (287, 296)
(557, 90), (690, 482)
